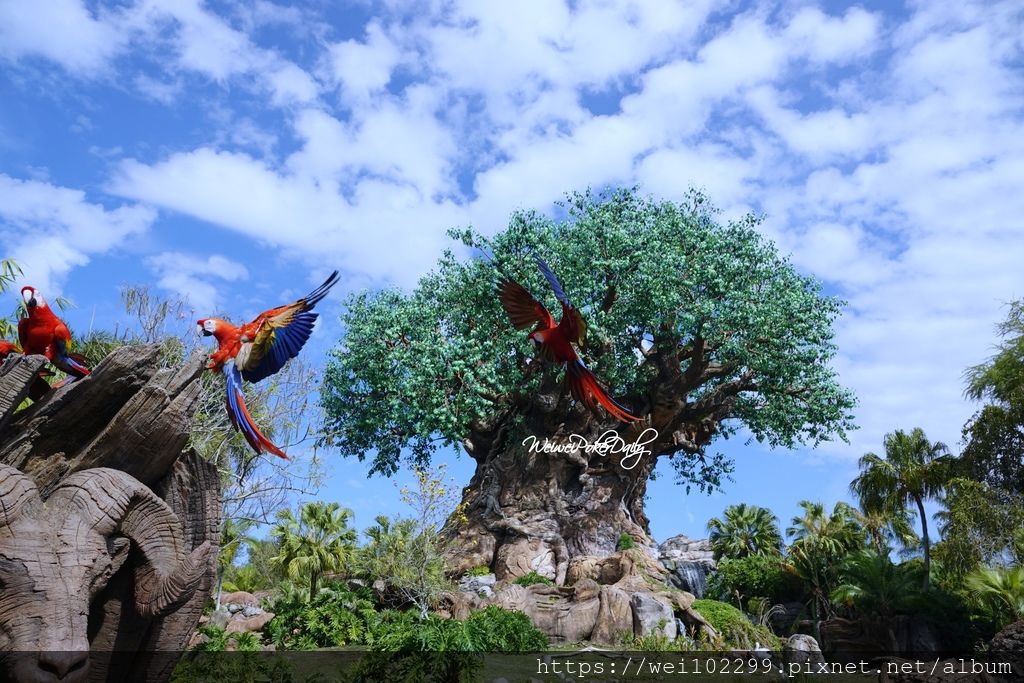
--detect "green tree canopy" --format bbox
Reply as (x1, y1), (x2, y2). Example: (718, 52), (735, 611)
(959, 300), (1024, 496)
(321, 188), (856, 491)
(934, 477), (1024, 580)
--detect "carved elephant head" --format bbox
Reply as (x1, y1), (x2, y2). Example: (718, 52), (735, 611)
(0, 465), (213, 683)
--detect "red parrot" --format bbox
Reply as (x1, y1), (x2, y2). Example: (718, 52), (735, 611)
(18, 286), (91, 381)
(498, 254), (640, 423)
(0, 340), (16, 360)
(198, 271), (340, 459)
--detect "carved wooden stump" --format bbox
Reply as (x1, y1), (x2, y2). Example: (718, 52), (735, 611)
(0, 347), (221, 683)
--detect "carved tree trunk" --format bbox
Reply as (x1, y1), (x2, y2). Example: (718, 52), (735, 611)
(0, 347), (220, 682)
(447, 337), (741, 583)
(448, 411), (659, 584)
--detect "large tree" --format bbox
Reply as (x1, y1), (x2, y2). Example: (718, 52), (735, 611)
(851, 428), (952, 590)
(321, 188), (855, 581)
(960, 299), (1024, 496)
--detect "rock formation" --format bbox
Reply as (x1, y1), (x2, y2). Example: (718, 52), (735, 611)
(0, 348), (220, 682)
(657, 534), (716, 598)
(443, 548), (717, 646)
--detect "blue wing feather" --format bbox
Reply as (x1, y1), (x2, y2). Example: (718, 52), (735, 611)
(533, 253), (570, 306)
(241, 311), (318, 383)
(53, 338), (90, 379)
(223, 361), (260, 448)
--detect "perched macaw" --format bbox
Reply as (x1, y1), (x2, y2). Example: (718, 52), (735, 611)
(18, 286), (91, 381)
(198, 271), (340, 459)
(498, 254), (640, 423)
(0, 340), (16, 361)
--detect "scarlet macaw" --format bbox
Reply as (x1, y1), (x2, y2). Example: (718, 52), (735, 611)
(198, 271), (340, 459)
(498, 254), (640, 423)
(18, 286), (91, 381)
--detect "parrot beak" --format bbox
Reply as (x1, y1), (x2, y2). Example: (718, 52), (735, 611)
(196, 320), (211, 337)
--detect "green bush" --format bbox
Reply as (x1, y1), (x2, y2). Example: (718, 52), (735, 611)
(265, 582), (377, 649)
(188, 626), (262, 652)
(464, 565), (493, 577)
(617, 533), (636, 551)
(692, 599), (781, 650)
(706, 554), (796, 606)
(623, 632), (687, 651)
(464, 605), (548, 651)
(514, 571), (555, 587)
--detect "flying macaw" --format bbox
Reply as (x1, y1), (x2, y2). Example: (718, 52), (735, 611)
(198, 270), (340, 459)
(18, 286), (91, 381)
(0, 339), (55, 401)
(497, 254), (640, 423)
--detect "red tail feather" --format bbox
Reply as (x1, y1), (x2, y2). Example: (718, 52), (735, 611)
(230, 387), (289, 459)
(565, 361), (641, 423)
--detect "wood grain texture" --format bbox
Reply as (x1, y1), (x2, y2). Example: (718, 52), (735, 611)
(0, 354), (47, 433)
(0, 345), (221, 683)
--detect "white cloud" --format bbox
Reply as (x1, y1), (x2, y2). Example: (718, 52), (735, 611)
(324, 22), (401, 103)
(0, 174), (156, 295)
(0, 0), (126, 75)
(783, 6), (881, 63)
(5, 0), (1019, 473)
(110, 148), (464, 289)
(146, 251), (248, 307)
(0, 0), (320, 106)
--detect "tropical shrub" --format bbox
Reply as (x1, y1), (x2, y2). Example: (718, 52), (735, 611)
(366, 606), (547, 653)
(264, 583), (376, 650)
(966, 566), (1024, 627)
(707, 554), (798, 606)
(189, 625), (262, 652)
(514, 571), (555, 587)
(617, 533), (636, 551)
(463, 606), (548, 651)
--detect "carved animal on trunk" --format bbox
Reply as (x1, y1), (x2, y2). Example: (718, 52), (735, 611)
(0, 465), (214, 683)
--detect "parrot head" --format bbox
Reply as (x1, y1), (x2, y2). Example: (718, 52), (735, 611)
(197, 318), (219, 337)
(527, 329), (545, 347)
(20, 286), (42, 310)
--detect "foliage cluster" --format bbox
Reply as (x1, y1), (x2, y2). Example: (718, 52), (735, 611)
(513, 571), (555, 587)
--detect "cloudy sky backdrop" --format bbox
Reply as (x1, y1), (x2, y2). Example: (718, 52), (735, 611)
(1, 0), (1021, 540)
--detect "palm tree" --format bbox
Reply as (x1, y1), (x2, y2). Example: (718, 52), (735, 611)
(851, 428), (953, 590)
(965, 566), (1024, 623)
(271, 501), (358, 601)
(786, 501), (866, 555)
(851, 505), (918, 555)
(831, 551), (924, 651)
(784, 501), (865, 643)
(707, 503), (782, 561)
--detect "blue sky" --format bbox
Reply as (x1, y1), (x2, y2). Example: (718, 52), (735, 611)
(1, 0), (1022, 543)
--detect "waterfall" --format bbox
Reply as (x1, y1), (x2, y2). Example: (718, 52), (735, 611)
(671, 561), (710, 598)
